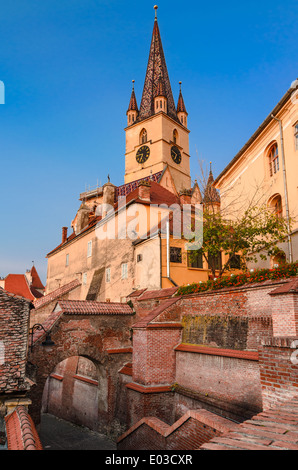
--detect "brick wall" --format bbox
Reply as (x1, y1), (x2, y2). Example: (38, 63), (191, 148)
(0, 291), (31, 397)
(271, 293), (298, 337)
(175, 347), (262, 420)
(132, 326), (182, 386)
(117, 409), (238, 451)
(259, 337), (298, 410)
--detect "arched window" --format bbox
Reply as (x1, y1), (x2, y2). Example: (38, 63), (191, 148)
(173, 129), (178, 144)
(140, 129), (147, 144)
(269, 194), (283, 218)
(268, 143), (279, 177)
(295, 123), (298, 151)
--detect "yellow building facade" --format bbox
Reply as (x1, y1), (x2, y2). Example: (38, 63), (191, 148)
(214, 83), (298, 267)
(45, 10), (214, 302)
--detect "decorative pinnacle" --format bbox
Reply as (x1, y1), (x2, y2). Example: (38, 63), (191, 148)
(179, 81), (182, 91)
(154, 5), (158, 20)
(132, 79), (135, 90)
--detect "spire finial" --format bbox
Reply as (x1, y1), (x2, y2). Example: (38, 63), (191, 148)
(210, 161), (212, 172)
(179, 81), (182, 92)
(132, 79), (135, 90)
(154, 5), (158, 20)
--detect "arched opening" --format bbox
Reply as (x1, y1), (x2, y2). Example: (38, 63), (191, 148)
(173, 129), (178, 144)
(272, 249), (286, 267)
(267, 142), (279, 177)
(268, 193), (283, 218)
(41, 356), (103, 432)
(140, 128), (147, 144)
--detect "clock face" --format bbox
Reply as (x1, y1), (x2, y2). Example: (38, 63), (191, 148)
(171, 145), (181, 164)
(136, 145), (150, 164)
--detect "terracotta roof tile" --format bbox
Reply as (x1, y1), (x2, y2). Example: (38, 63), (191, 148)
(5, 406), (43, 450)
(138, 19), (178, 123)
(30, 265), (45, 290)
(4, 274), (35, 301)
(138, 287), (178, 301)
(127, 289), (148, 298)
(269, 277), (298, 295)
(133, 297), (179, 328)
(34, 279), (81, 309)
(57, 300), (134, 316)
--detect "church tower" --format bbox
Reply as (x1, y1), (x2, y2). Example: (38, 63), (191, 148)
(124, 6), (191, 193)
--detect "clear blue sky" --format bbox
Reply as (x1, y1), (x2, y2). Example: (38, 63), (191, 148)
(0, 0), (297, 283)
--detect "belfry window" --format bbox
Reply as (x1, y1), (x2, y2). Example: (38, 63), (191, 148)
(173, 129), (178, 144)
(268, 143), (279, 177)
(140, 129), (147, 144)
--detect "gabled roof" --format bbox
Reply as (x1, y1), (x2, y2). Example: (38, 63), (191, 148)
(30, 265), (45, 290)
(4, 274), (35, 301)
(132, 297), (179, 328)
(138, 18), (178, 123)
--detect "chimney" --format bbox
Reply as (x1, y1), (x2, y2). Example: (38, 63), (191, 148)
(138, 180), (151, 202)
(62, 227), (68, 244)
(179, 189), (192, 206)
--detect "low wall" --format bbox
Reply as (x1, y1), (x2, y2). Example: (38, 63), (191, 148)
(117, 409), (238, 451)
(174, 345), (262, 421)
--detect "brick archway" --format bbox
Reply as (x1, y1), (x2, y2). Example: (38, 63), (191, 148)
(27, 300), (134, 437)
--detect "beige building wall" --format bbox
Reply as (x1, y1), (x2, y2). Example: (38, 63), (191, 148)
(124, 112), (191, 192)
(215, 89), (298, 267)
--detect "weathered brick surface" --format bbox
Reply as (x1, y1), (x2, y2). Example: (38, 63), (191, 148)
(258, 337), (298, 410)
(200, 397), (298, 450)
(27, 308), (134, 438)
(117, 409), (238, 450)
(0, 290), (31, 396)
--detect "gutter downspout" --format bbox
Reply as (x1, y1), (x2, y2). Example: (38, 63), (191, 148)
(271, 114), (293, 263)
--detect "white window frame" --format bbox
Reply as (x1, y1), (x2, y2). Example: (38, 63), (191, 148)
(121, 263), (128, 280)
(82, 272), (87, 285)
(87, 240), (92, 258)
(106, 267), (111, 283)
(66, 254), (69, 266)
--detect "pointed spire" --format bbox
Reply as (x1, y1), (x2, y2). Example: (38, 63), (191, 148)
(127, 80), (138, 113)
(155, 74), (166, 97)
(203, 162), (221, 205)
(138, 7), (178, 122)
(177, 81), (188, 114)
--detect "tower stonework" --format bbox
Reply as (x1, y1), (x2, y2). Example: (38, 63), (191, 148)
(124, 11), (191, 193)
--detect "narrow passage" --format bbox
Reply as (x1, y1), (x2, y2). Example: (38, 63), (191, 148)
(39, 413), (117, 450)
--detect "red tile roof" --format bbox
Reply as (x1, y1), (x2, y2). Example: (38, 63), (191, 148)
(137, 287), (178, 301)
(34, 279), (81, 309)
(5, 406), (43, 450)
(133, 297), (179, 328)
(127, 289), (148, 298)
(57, 300), (134, 316)
(30, 265), (45, 290)
(116, 172), (163, 199)
(269, 277), (298, 295)
(4, 274), (35, 301)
